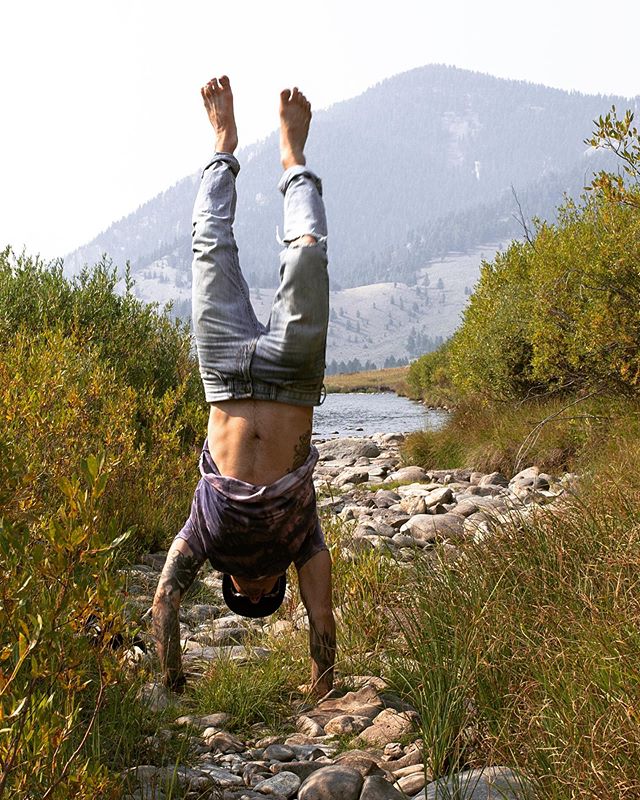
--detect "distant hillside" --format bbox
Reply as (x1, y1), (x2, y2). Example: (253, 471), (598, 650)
(66, 65), (630, 288)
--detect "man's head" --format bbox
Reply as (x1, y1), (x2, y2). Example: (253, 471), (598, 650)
(222, 572), (286, 618)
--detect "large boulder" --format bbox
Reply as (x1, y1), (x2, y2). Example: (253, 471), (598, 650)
(416, 766), (533, 799)
(360, 775), (410, 799)
(400, 513), (466, 543)
(298, 765), (364, 800)
(316, 438), (381, 461)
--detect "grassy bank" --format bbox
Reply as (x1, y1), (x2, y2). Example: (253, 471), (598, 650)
(392, 393), (640, 796)
(324, 365), (410, 395)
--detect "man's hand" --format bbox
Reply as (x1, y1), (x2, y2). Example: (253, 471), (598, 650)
(297, 549), (335, 697)
(152, 540), (203, 690)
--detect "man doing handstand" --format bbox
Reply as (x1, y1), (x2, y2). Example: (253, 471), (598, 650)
(152, 76), (335, 698)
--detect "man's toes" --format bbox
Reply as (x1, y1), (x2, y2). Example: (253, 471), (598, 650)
(220, 75), (231, 89)
(280, 88), (291, 104)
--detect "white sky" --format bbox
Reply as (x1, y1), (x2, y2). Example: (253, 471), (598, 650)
(1, 0), (639, 260)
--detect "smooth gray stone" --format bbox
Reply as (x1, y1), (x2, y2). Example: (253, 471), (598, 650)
(316, 437), (381, 461)
(385, 466), (428, 483)
(478, 472), (509, 488)
(298, 765), (364, 800)
(254, 771), (301, 798)
(417, 766), (533, 799)
(400, 513), (465, 542)
(373, 489), (402, 508)
(423, 487), (454, 507)
(272, 761), (327, 782)
(360, 775), (410, 799)
(262, 744), (296, 762)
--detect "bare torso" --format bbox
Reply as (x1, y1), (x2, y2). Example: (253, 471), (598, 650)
(208, 400), (313, 485)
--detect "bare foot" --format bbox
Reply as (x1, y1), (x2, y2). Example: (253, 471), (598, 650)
(279, 87), (311, 170)
(201, 75), (238, 154)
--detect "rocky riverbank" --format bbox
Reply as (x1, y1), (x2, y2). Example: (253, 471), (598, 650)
(123, 433), (573, 799)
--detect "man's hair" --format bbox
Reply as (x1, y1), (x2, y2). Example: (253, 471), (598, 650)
(222, 573), (286, 618)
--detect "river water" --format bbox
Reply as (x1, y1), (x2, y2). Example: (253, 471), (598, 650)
(312, 392), (448, 439)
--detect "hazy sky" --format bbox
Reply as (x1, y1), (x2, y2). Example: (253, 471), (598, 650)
(2, 0), (639, 260)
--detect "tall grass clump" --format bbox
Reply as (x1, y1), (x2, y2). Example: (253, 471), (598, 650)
(403, 393), (640, 476)
(389, 444), (640, 796)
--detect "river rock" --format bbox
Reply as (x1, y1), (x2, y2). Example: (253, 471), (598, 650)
(373, 489), (402, 507)
(358, 709), (417, 747)
(416, 766), (533, 799)
(317, 438), (381, 461)
(334, 750), (386, 777)
(298, 765), (364, 800)
(509, 466), (550, 492)
(360, 775), (410, 799)
(204, 730), (246, 753)
(324, 714), (373, 735)
(399, 495), (427, 515)
(307, 685), (384, 728)
(400, 512), (466, 542)
(384, 466), (428, 483)
(478, 472), (509, 488)
(335, 467), (371, 487)
(272, 761), (328, 782)
(254, 771), (301, 797)
(262, 743), (296, 762)
(297, 716), (325, 737)
(423, 486), (454, 508)
(397, 768), (426, 795)
(137, 681), (170, 713)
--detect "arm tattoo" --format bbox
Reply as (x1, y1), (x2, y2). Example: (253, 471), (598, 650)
(290, 426), (312, 472)
(153, 551), (202, 690)
(309, 618), (336, 691)
(166, 551), (202, 595)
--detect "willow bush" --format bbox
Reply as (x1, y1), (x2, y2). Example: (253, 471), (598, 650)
(410, 108), (640, 404)
(0, 250), (209, 795)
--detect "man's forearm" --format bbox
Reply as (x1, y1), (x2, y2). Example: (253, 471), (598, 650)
(152, 590), (185, 689)
(309, 612), (336, 694)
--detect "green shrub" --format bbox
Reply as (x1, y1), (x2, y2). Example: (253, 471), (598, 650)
(407, 339), (457, 406)
(0, 452), (145, 799)
(0, 328), (204, 552)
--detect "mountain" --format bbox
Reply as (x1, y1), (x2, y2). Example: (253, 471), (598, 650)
(65, 65), (634, 367)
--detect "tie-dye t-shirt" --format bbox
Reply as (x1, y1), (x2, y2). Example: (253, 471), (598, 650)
(174, 439), (327, 579)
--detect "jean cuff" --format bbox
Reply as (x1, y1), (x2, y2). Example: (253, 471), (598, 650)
(278, 165), (323, 196)
(202, 152), (241, 178)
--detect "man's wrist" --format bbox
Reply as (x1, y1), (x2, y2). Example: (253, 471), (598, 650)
(163, 670), (187, 692)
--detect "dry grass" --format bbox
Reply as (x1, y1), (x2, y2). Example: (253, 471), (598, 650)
(324, 366), (410, 395)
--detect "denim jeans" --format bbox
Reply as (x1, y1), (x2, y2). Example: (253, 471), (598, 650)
(191, 153), (329, 406)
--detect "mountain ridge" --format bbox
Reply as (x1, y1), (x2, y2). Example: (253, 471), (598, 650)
(63, 64), (634, 368)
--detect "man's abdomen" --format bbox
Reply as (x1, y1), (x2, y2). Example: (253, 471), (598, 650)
(207, 400), (313, 485)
